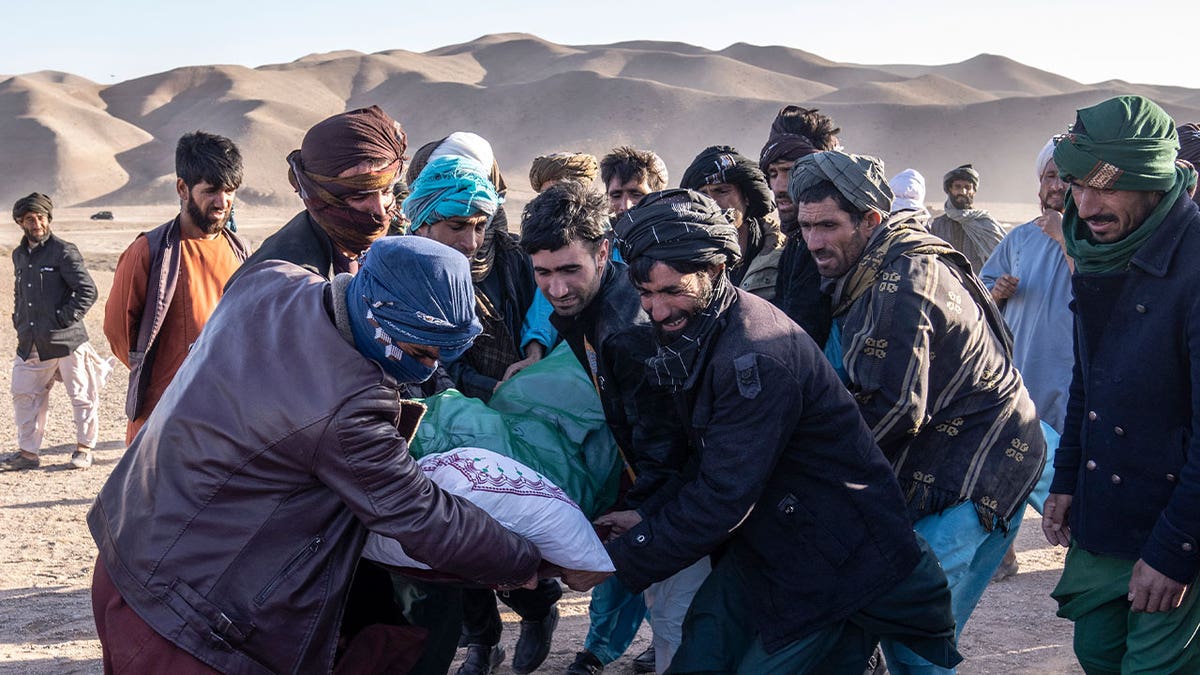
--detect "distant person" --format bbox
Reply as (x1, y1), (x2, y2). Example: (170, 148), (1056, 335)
(980, 137), (1074, 580)
(3, 193), (107, 472)
(790, 151), (1045, 673)
(231, 105), (406, 283)
(1178, 122), (1200, 204)
(1043, 95), (1200, 675)
(680, 145), (782, 300)
(759, 104), (837, 346)
(889, 168), (930, 227)
(88, 236), (542, 675)
(928, 163), (1006, 272)
(593, 188), (961, 674)
(529, 152), (599, 192)
(104, 131), (249, 443)
(600, 146), (669, 219)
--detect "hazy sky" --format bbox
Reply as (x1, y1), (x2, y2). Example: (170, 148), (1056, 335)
(3, 0), (1195, 89)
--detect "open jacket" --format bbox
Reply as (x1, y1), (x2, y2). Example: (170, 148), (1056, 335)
(13, 233), (96, 359)
(88, 261), (539, 674)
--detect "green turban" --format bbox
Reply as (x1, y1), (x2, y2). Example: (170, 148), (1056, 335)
(788, 151), (893, 218)
(1053, 95), (1180, 191)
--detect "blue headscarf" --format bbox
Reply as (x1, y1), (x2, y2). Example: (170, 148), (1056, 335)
(345, 236), (482, 382)
(402, 155), (501, 232)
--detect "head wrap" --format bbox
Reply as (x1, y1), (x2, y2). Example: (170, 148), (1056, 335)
(680, 146), (775, 220)
(1176, 122), (1200, 166)
(403, 156), (501, 233)
(888, 169), (926, 212)
(942, 164), (980, 193)
(613, 189), (741, 268)
(13, 192), (53, 222)
(345, 236), (482, 382)
(1053, 96), (1180, 192)
(758, 107), (824, 174)
(287, 106), (406, 256)
(788, 151), (894, 219)
(529, 152), (599, 192)
(1035, 138), (1058, 181)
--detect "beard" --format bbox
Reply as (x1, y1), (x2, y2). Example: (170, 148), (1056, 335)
(653, 272), (716, 344)
(948, 193), (973, 210)
(187, 195), (229, 235)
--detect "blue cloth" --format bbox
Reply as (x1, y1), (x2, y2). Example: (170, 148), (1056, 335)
(1028, 422), (1060, 515)
(519, 291), (558, 352)
(402, 156), (500, 232)
(823, 319), (847, 383)
(880, 501), (1026, 674)
(345, 237), (482, 382)
(979, 221), (1075, 433)
(584, 576), (647, 664)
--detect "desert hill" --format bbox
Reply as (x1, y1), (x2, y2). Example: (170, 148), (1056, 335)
(2, 32), (1198, 212)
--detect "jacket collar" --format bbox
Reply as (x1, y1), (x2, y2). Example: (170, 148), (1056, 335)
(1129, 193), (1200, 278)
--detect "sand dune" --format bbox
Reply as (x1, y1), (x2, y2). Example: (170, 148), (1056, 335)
(2, 34), (1198, 210)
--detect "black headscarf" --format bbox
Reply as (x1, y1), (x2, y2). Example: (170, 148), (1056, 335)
(680, 146), (775, 220)
(614, 189), (742, 269)
(13, 193), (53, 222)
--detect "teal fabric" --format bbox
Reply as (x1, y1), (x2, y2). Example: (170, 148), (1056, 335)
(410, 342), (622, 519)
(584, 576), (648, 664)
(402, 155), (500, 232)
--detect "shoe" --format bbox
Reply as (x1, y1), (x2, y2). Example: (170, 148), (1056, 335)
(564, 650), (603, 675)
(632, 645), (655, 673)
(69, 447), (93, 470)
(456, 643), (505, 675)
(513, 604), (559, 673)
(0, 452), (39, 471)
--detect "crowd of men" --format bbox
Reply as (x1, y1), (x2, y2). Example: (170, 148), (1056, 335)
(6, 93), (1200, 675)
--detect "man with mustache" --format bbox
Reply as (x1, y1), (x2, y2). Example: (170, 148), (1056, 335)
(587, 189), (960, 673)
(980, 137), (1076, 579)
(928, 164), (1006, 273)
(1042, 96), (1200, 674)
(105, 131), (249, 443)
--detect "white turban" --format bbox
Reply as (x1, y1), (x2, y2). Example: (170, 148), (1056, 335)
(1035, 138), (1057, 181)
(431, 131), (495, 173)
(888, 168), (926, 212)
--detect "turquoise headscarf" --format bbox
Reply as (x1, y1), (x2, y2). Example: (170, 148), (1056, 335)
(402, 155), (501, 233)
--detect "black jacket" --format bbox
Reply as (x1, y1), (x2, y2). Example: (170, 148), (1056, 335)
(606, 289), (921, 652)
(772, 235), (832, 347)
(550, 260), (686, 510)
(228, 211), (334, 288)
(13, 233), (96, 359)
(89, 261), (539, 674)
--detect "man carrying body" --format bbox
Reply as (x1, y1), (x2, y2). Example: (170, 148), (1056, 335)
(1042, 95), (1200, 674)
(790, 151), (1045, 673)
(587, 189), (960, 673)
(928, 164), (1006, 273)
(89, 236), (542, 674)
(2, 193), (104, 471)
(681, 145), (782, 300)
(980, 137), (1075, 579)
(105, 131), (249, 443)
(520, 181), (695, 674)
(760, 105), (837, 346)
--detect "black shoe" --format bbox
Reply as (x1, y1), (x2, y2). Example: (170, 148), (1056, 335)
(513, 604), (559, 673)
(456, 643), (505, 675)
(632, 645), (655, 673)
(564, 650), (604, 675)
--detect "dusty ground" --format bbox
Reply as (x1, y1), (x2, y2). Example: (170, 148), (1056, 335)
(0, 206), (1081, 674)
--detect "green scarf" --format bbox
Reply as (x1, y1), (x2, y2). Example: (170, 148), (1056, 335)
(1062, 165), (1189, 273)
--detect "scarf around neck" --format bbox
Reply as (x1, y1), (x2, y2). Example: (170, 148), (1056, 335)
(645, 274), (738, 390)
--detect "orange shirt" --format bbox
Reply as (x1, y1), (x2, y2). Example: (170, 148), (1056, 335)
(104, 231), (243, 443)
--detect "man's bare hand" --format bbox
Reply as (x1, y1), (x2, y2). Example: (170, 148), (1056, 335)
(593, 510), (643, 541)
(1042, 493), (1073, 547)
(559, 569), (612, 592)
(1128, 559), (1189, 613)
(502, 343), (545, 381)
(1037, 208), (1066, 245)
(991, 274), (1019, 302)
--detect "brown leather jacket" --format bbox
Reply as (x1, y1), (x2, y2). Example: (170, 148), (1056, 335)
(88, 261), (540, 674)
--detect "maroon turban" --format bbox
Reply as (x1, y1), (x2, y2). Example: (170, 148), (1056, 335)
(287, 105), (407, 256)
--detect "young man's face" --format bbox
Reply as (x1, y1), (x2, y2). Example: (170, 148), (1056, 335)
(1069, 181), (1162, 244)
(416, 214), (489, 259)
(530, 239), (609, 317)
(16, 212), (50, 244)
(633, 261), (717, 344)
(767, 159), (798, 229)
(947, 179), (976, 209)
(697, 183), (748, 230)
(178, 179), (235, 235)
(797, 196), (880, 278)
(607, 176), (653, 218)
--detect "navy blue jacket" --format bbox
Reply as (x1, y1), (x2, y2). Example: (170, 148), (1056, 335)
(13, 233), (96, 359)
(606, 288), (921, 651)
(1051, 194), (1200, 584)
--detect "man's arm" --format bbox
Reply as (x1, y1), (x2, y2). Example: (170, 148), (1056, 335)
(103, 236), (151, 368)
(55, 242), (98, 328)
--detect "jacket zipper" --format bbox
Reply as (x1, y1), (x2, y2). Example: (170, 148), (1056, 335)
(254, 536), (322, 606)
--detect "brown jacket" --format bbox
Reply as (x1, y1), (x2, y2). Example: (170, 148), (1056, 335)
(89, 261), (539, 674)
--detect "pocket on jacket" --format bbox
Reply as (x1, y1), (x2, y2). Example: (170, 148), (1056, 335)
(164, 577), (255, 648)
(254, 536), (323, 606)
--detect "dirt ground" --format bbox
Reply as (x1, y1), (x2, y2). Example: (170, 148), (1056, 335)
(0, 207), (1082, 674)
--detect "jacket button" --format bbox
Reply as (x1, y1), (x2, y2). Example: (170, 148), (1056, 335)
(635, 534), (646, 543)
(784, 505), (795, 514)
(1111, 474), (1122, 484)
(1113, 426), (1125, 436)
(1086, 460), (1097, 470)
(1135, 304), (1147, 313)
(1088, 411), (1098, 421)
(1167, 474), (1177, 482)
(1184, 542), (1195, 552)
